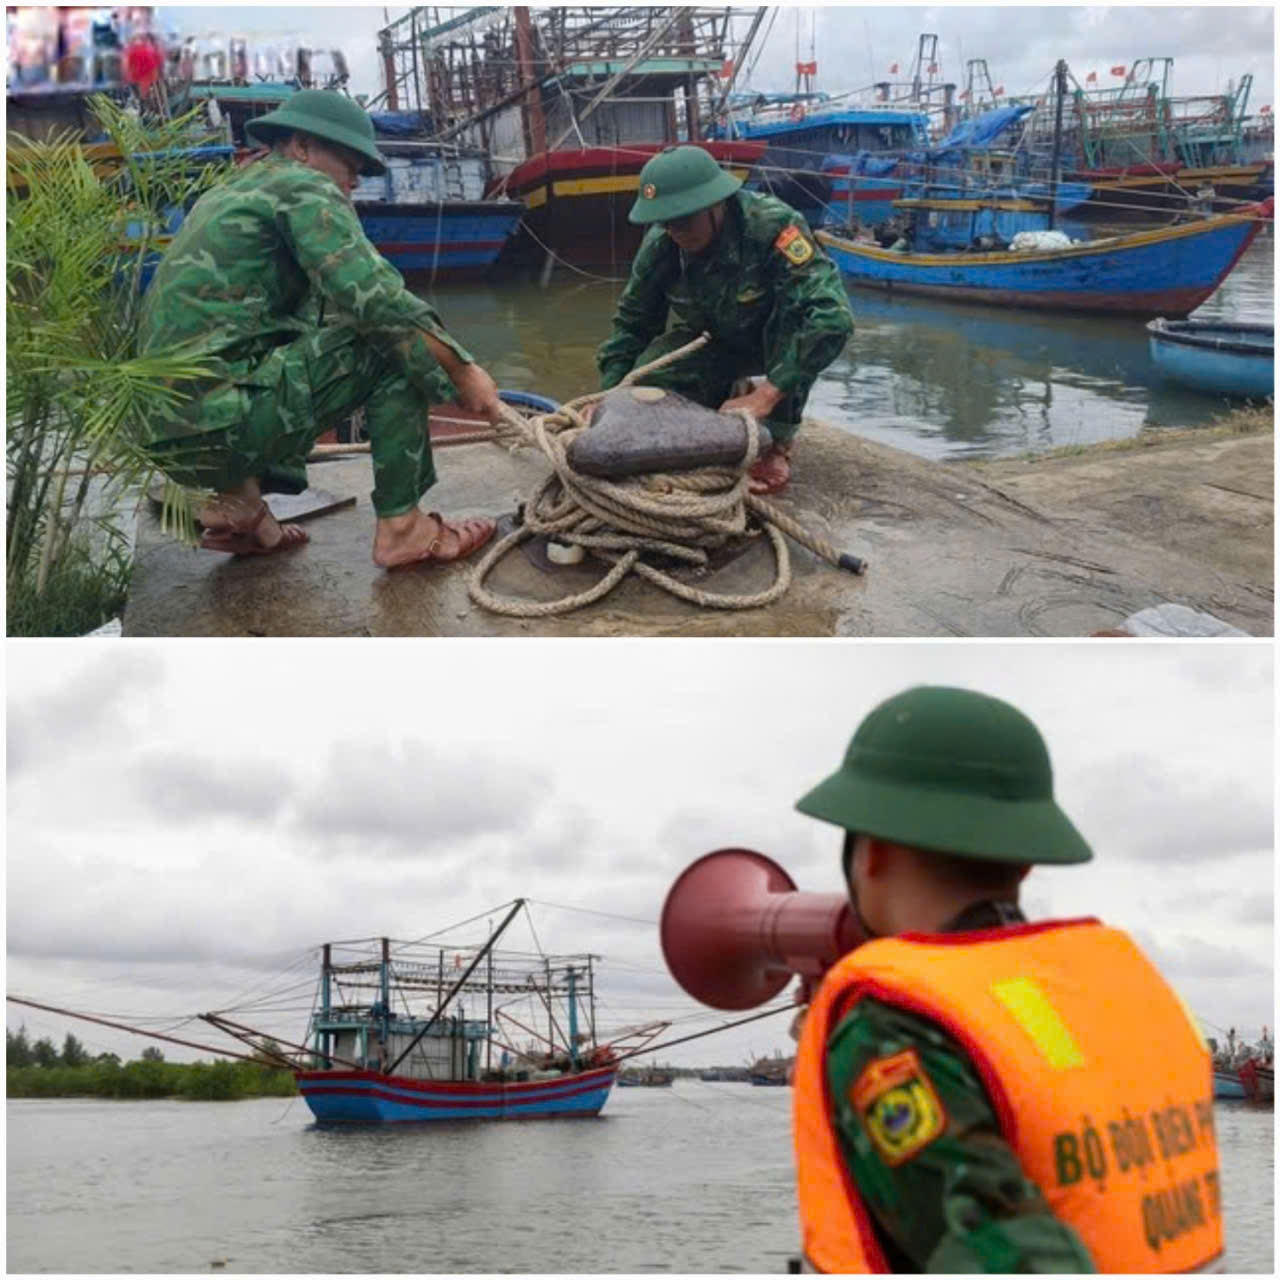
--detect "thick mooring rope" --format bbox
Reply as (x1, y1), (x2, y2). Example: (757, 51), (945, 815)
(468, 334), (864, 618)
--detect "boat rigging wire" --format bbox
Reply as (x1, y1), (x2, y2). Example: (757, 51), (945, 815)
(526, 899), (658, 928)
(7, 995), (276, 1066)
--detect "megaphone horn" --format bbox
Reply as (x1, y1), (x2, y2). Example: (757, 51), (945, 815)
(660, 848), (865, 1011)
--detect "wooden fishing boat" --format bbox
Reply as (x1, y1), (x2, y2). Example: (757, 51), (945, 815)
(1213, 1067), (1248, 1100)
(281, 902), (638, 1125)
(1147, 318), (1274, 398)
(816, 196), (1271, 316)
(490, 141), (765, 270)
(1237, 1058), (1275, 1105)
(379, 8), (770, 272)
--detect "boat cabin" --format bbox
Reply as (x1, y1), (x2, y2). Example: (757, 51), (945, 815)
(892, 192), (1054, 252)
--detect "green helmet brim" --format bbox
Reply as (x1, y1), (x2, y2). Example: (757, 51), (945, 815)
(629, 167), (742, 225)
(246, 110), (386, 177)
(796, 768), (1093, 865)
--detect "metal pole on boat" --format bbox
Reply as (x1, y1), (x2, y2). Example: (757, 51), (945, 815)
(1049, 59), (1067, 230)
(587, 955), (597, 1050)
(380, 937), (391, 1066)
(486, 939), (494, 1074)
(321, 943), (332, 1067)
(567, 966), (579, 1069)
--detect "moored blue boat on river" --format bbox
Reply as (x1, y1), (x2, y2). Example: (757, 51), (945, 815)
(817, 196), (1271, 316)
(1146, 319), (1274, 398)
(288, 902), (641, 1126)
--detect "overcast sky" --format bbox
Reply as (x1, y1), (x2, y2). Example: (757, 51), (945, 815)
(156, 5), (1276, 112)
(7, 642), (1274, 1072)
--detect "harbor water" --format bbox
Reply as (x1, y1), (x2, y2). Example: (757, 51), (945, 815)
(6, 1090), (1274, 1273)
(427, 231), (1272, 462)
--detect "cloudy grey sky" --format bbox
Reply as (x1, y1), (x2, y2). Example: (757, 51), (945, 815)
(7, 642), (1273, 1071)
(156, 5), (1276, 112)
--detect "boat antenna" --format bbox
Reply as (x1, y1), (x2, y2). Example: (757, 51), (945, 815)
(385, 897), (525, 1074)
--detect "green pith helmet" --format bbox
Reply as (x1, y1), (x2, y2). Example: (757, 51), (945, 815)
(245, 89), (386, 176)
(796, 686), (1093, 865)
(629, 145), (743, 225)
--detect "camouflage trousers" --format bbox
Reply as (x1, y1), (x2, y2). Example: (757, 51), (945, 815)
(145, 322), (456, 518)
(627, 326), (811, 446)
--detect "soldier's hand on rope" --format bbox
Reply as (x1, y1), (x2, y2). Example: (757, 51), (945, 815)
(720, 378), (784, 423)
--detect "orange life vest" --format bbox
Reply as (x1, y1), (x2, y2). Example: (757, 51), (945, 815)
(793, 917), (1224, 1273)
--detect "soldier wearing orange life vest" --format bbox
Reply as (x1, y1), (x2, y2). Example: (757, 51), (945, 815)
(790, 686), (1224, 1274)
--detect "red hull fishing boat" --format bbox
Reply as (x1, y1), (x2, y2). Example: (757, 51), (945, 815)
(376, 6), (771, 274)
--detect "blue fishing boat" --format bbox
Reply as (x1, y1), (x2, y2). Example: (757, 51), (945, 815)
(1213, 1068), (1247, 1100)
(1146, 319), (1274, 398)
(822, 105), (1094, 234)
(709, 95), (931, 225)
(285, 901), (646, 1126)
(351, 125), (524, 279)
(816, 196), (1271, 316)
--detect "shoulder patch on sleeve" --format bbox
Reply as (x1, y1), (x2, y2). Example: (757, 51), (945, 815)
(850, 1048), (947, 1166)
(774, 224), (815, 266)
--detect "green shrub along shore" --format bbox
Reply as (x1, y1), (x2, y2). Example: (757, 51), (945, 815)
(6, 1030), (296, 1101)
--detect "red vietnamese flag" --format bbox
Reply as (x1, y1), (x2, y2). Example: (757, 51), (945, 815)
(959, 89), (970, 100)
(796, 60), (817, 76)
(993, 85), (1004, 96)
(928, 62), (938, 74)
(719, 59), (734, 78)
(889, 62), (899, 74)
(1086, 70), (1097, 83)
(1261, 104), (1272, 114)
(1111, 64), (1128, 77)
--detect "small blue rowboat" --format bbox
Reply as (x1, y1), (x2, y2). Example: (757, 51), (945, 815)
(1147, 318), (1274, 398)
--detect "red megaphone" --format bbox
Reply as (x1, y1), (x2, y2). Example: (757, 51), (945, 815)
(660, 848), (866, 1011)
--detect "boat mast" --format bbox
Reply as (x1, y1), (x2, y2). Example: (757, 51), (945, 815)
(587, 954), (597, 1048)
(567, 965), (579, 1068)
(320, 943), (332, 1066)
(1049, 58), (1067, 229)
(486, 933), (494, 1074)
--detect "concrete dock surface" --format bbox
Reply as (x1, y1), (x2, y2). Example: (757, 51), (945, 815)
(122, 419), (1273, 637)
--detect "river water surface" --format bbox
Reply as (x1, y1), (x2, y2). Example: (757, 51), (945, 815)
(423, 231), (1272, 462)
(6, 1090), (1273, 1273)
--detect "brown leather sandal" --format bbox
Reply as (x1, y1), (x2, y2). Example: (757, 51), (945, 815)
(198, 502), (310, 557)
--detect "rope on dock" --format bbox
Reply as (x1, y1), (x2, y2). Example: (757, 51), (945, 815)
(467, 334), (863, 618)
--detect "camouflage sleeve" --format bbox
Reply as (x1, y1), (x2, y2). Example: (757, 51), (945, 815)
(274, 168), (475, 365)
(596, 227), (675, 389)
(759, 209), (853, 396)
(827, 998), (1096, 1274)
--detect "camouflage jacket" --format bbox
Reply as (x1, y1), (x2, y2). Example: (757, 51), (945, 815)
(596, 190), (853, 393)
(138, 153), (472, 433)
(824, 901), (1096, 1273)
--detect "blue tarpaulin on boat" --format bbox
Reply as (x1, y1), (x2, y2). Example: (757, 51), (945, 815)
(932, 105), (1034, 153)
(370, 111), (434, 138)
(823, 150), (902, 177)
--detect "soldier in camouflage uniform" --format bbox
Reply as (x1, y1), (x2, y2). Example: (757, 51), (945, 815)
(596, 145), (854, 495)
(139, 90), (500, 566)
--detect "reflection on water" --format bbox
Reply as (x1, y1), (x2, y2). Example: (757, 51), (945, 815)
(419, 231), (1272, 463)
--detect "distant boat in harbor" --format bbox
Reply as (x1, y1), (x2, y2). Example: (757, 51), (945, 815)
(748, 1053), (792, 1086)
(617, 1066), (675, 1088)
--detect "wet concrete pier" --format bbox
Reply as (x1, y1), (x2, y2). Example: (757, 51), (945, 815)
(122, 419), (1273, 637)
